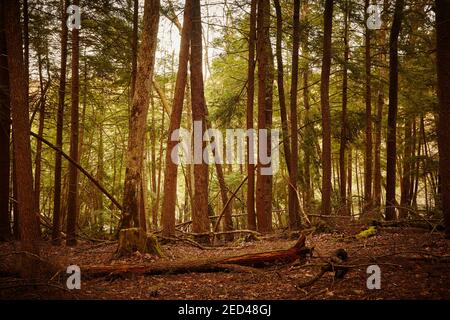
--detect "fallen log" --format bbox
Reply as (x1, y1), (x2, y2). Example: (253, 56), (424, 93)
(83, 234), (306, 277)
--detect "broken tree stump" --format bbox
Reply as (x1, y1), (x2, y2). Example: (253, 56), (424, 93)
(84, 234), (307, 277)
(115, 228), (164, 258)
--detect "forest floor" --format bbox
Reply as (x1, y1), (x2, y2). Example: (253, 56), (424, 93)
(1, 222), (449, 300)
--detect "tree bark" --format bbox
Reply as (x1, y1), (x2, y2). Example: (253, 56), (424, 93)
(66, 0), (80, 246)
(0, 11), (11, 241)
(3, 0), (40, 277)
(246, 0), (257, 231)
(363, 0), (373, 213)
(288, 0), (301, 230)
(320, 0), (333, 216)
(339, 0), (349, 216)
(190, 0), (211, 240)
(385, 0), (404, 221)
(121, 0), (160, 230)
(436, 0), (450, 237)
(161, 0), (192, 237)
(256, 0), (274, 233)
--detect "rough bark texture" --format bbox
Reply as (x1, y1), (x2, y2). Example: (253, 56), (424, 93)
(246, 0), (257, 231)
(288, 0), (301, 230)
(121, 0), (160, 230)
(52, 0), (69, 245)
(320, 0), (333, 216)
(0, 10), (11, 241)
(256, 0), (274, 233)
(385, 0), (404, 221)
(436, 0), (450, 237)
(3, 0), (40, 277)
(161, 0), (192, 237)
(190, 0), (211, 241)
(66, 0), (80, 246)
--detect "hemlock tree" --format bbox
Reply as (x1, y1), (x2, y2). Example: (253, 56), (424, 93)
(121, 0), (160, 230)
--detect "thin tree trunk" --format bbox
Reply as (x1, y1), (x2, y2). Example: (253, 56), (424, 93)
(385, 0), (404, 221)
(320, 0), (333, 216)
(363, 0), (373, 213)
(400, 119), (412, 219)
(66, 0), (80, 246)
(52, 0), (69, 245)
(161, 0), (192, 237)
(288, 0), (301, 230)
(339, 0), (349, 216)
(273, 0), (291, 176)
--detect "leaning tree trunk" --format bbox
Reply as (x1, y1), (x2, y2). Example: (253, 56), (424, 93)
(436, 0), (450, 237)
(385, 0), (404, 221)
(121, 0), (160, 230)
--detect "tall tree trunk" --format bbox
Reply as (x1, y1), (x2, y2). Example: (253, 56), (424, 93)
(0, 12), (11, 241)
(320, 0), (333, 216)
(3, 0), (39, 277)
(347, 147), (353, 217)
(66, 0), (80, 246)
(246, 0), (257, 231)
(256, 0), (274, 233)
(374, 2), (387, 210)
(131, 0), (139, 97)
(121, 0), (160, 230)
(385, 0), (404, 221)
(52, 0), (69, 245)
(339, 0), (349, 216)
(288, 0), (301, 230)
(400, 119), (412, 219)
(302, 0), (313, 215)
(363, 0), (373, 213)
(161, 0), (192, 237)
(273, 0), (291, 175)
(33, 53), (46, 238)
(436, 0), (450, 237)
(190, 0), (210, 240)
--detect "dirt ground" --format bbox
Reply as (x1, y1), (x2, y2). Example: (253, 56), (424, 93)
(1, 224), (449, 300)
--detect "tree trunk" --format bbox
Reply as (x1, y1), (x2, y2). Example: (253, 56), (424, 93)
(320, 0), (333, 216)
(339, 0), (349, 216)
(0, 13), (11, 241)
(161, 0), (192, 237)
(52, 0), (69, 245)
(121, 0), (160, 230)
(363, 0), (373, 214)
(246, 0), (257, 231)
(3, 0), (40, 277)
(273, 0), (291, 176)
(385, 0), (404, 221)
(436, 0), (450, 237)
(66, 0), (80, 246)
(256, 0), (274, 233)
(400, 119), (412, 219)
(288, 0), (301, 230)
(190, 0), (211, 241)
